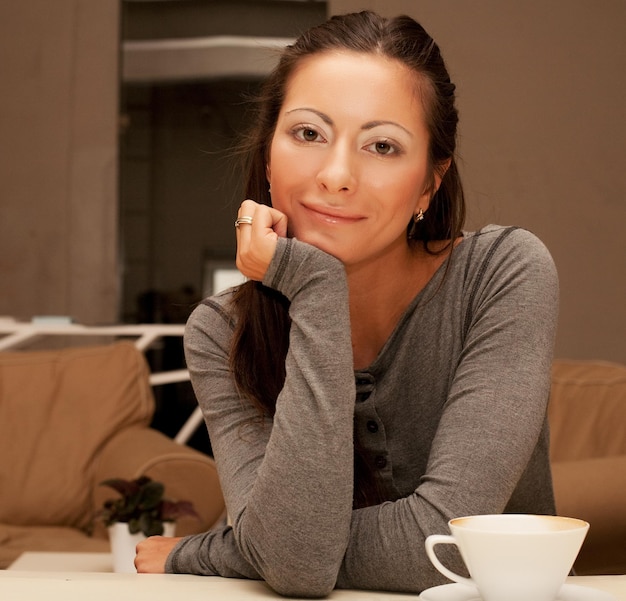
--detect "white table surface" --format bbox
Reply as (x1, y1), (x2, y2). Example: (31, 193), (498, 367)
(3, 553), (626, 600)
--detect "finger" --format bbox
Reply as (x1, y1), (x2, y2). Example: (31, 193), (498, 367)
(268, 207), (288, 238)
(235, 209), (273, 281)
(236, 200), (287, 236)
(235, 202), (257, 279)
(237, 199), (259, 221)
(235, 200), (257, 245)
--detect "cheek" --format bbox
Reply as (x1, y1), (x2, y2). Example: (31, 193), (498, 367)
(269, 146), (317, 197)
(269, 140), (296, 187)
(268, 151), (295, 214)
(370, 165), (428, 212)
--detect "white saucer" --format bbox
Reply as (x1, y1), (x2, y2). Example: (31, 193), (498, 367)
(418, 583), (618, 601)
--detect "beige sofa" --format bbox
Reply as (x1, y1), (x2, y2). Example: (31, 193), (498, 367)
(0, 341), (225, 569)
(549, 359), (626, 575)
(2, 344), (623, 575)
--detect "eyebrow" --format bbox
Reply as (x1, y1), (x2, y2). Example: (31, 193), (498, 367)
(285, 108), (413, 137)
(362, 120), (413, 138)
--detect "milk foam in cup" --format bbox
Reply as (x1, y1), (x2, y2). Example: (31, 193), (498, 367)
(425, 514), (589, 601)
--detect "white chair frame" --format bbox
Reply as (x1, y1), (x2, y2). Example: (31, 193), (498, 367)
(0, 319), (204, 445)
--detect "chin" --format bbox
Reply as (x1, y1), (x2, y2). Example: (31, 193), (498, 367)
(293, 231), (338, 256)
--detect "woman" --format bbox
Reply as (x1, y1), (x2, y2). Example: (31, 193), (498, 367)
(135, 11), (559, 596)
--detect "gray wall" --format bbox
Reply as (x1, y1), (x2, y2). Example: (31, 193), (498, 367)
(330, 0), (626, 363)
(0, 0), (120, 325)
(1, 0), (623, 363)
(0, 0), (325, 326)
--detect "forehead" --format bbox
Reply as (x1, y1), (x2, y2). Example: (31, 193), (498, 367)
(282, 50), (427, 126)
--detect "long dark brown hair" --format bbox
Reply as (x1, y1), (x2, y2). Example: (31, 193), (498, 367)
(229, 11), (465, 507)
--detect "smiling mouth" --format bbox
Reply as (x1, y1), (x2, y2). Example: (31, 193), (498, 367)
(303, 204), (364, 225)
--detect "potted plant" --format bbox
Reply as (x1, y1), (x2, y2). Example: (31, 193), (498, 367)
(97, 476), (200, 572)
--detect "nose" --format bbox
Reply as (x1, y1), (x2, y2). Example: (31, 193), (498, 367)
(316, 141), (356, 195)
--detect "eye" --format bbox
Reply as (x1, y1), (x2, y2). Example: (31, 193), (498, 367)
(302, 129), (319, 141)
(292, 125), (325, 144)
(365, 139), (400, 156)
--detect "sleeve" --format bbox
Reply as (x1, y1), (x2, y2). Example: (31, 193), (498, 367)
(334, 228), (560, 592)
(170, 229), (559, 596)
(168, 237), (357, 597)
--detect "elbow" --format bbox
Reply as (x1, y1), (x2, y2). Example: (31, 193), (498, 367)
(233, 509), (347, 598)
(245, 542), (339, 598)
(265, 570), (337, 599)
(236, 532), (339, 597)
(248, 542), (341, 597)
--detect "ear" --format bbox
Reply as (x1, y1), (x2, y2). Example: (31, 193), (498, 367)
(266, 164), (271, 185)
(418, 158), (451, 210)
(433, 158), (451, 192)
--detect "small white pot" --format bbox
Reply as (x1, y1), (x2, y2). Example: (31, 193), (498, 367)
(108, 521), (176, 573)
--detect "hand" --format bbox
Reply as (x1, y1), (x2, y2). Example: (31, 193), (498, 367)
(235, 199), (288, 281)
(134, 535), (183, 573)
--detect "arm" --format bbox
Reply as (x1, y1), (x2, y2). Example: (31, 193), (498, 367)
(170, 238), (356, 597)
(335, 228), (560, 591)
(168, 227), (559, 594)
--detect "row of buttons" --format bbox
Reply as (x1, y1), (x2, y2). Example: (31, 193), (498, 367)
(356, 374), (387, 469)
(355, 374), (375, 403)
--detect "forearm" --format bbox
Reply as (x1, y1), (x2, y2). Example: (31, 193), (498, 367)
(336, 229), (560, 593)
(183, 239), (356, 596)
(166, 526), (261, 579)
(230, 238), (355, 595)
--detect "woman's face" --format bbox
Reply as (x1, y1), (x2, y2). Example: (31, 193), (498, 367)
(268, 50), (438, 269)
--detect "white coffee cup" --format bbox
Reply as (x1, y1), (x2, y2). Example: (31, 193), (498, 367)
(425, 514), (589, 601)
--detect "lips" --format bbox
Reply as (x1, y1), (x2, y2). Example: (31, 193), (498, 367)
(302, 203), (364, 224)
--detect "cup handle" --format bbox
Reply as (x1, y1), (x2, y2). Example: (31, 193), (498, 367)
(425, 534), (475, 588)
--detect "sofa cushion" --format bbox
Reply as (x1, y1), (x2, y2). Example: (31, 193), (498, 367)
(548, 359), (626, 462)
(0, 342), (154, 530)
(552, 455), (626, 574)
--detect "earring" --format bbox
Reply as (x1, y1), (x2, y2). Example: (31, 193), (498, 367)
(408, 208), (425, 239)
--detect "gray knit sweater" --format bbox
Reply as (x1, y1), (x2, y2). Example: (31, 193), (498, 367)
(169, 225), (559, 597)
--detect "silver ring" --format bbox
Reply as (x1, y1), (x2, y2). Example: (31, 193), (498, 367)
(234, 216), (254, 228)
